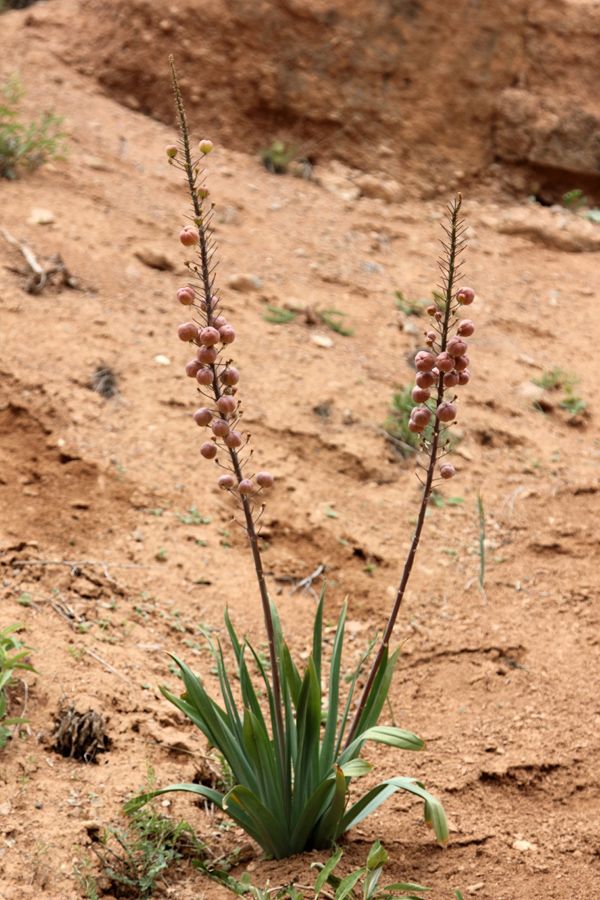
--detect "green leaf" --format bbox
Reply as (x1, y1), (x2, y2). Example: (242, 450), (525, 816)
(338, 725), (424, 767)
(242, 707), (285, 822)
(292, 657), (322, 818)
(225, 785), (291, 860)
(282, 644), (302, 707)
(366, 839), (388, 871)
(339, 759), (372, 778)
(312, 847), (343, 899)
(312, 765), (348, 849)
(383, 882), (430, 892)
(334, 868), (364, 900)
(337, 777), (448, 844)
(312, 584), (326, 688)
(320, 601), (347, 778)
(335, 635), (377, 760)
(289, 775), (335, 851)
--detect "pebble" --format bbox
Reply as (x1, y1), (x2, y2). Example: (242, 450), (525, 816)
(513, 839), (537, 852)
(154, 355), (171, 365)
(134, 245), (177, 271)
(355, 173), (402, 203)
(27, 208), (55, 225)
(517, 381), (553, 410)
(227, 273), (263, 292)
(311, 334), (334, 349)
(467, 884), (485, 894)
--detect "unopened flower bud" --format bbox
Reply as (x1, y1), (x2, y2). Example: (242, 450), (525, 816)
(200, 442), (218, 459)
(197, 186), (209, 199)
(197, 345), (218, 364)
(211, 418), (230, 438)
(193, 407), (213, 426)
(217, 395), (236, 415)
(238, 479), (254, 494)
(440, 463), (456, 479)
(180, 227), (200, 247)
(412, 386), (430, 403)
(436, 351), (454, 373)
(219, 325), (236, 344)
(256, 471), (274, 488)
(446, 336), (468, 358)
(456, 286), (475, 305)
(443, 371), (459, 388)
(457, 318), (475, 337)
(458, 369), (471, 385)
(196, 367), (214, 386)
(166, 144), (178, 158)
(221, 367), (240, 386)
(185, 359), (203, 378)
(177, 286), (196, 306)
(225, 430), (243, 448)
(178, 322), (198, 342)
(213, 315), (228, 329)
(437, 401), (457, 423)
(454, 354), (469, 373)
(200, 326), (221, 347)
(426, 331), (437, 343)
(218, 474), (235, 490)
(415, 351), (436, 372)
(198, 139), (213, 155)
(411, 406), (431, 427)
(416, 370), (436, 389)
(434, 311), (443, 321)
(426, 305), (437, 316)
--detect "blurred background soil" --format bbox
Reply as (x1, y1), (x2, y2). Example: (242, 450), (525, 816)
(0, 0), (599, 897)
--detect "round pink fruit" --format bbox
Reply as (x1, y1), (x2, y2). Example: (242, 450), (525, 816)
(219, 325), (236, 344)
(166, 144), (178, 158)
(217, 395), (236, 415)
(412, 386), (430, 403)
(436, 351), (454, 373)
(416, 370), (436, 389)
(426, 305), (437, 316)
(458, 369), (471, 385)
(180, 227), (200, 247)
(218, 474), (235, 490)
(200, 442), (217, 459)
(211, 418), (230, 438)
(220, 367), (240, 386)
(415, 351), (436, 372)
(454, 354), (469, 373)
(437, 401), (457, 423)
(456, 286), (475, 305)
(457, 318), (475, 337)
(213, 315), (228, 329)
(256, 471), (274, 488)
(443, 371), (459, 388)
(185, 359), (203, 378)
(446, 336), (468, 358)
(178, 322), (198, 342)
(440, 463), (456, 479)
(408, 420), (425, 434)
(197, 345), (218, 364)
(193, 407), (213, 426)
(200, 326), (221, 347)
(196, 367), (214, 386)
(177, 286), (196, 306)
(411, 406), (431, 427)
(225, 430), (243, 448)
(238, 479), (254, 494)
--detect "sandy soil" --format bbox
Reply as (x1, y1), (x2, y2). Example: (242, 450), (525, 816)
(1, 3), (599, 899)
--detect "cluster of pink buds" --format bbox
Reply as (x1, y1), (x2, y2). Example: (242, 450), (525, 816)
(409, 285), (475, 480)
(169, 137), (273, 502)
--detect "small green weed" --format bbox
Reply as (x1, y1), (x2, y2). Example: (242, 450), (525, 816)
(312, 840), (430, 900)
(558, 390), (587, 417)
(316, 307), (355, 336)
(260, 140), (296, 174)
(394, 291), (428, 317)
(562, 188), (586, 211)
(384, 385), (425, 455)
(0, 74), (68, 180)
(176, 506), (211, 525)
(263, 303), (297, 324)
(0, 624), (38, 749)
(532, 368), (586, 418)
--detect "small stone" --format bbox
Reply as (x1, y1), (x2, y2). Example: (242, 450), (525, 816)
(466, 883), (485, 894)
(227, 273), (263, 292)
(154, 355), (171, 365)
(312, 334), (334, 349)
(132, 531), (144, 542)
(513, 840), (536, 852)
(84, 155), (110, 171)
(27, 208), (55, 225)
(402, 321), (419, 335)
(517, 382), (554, 410)
(135, 245), (177, 271)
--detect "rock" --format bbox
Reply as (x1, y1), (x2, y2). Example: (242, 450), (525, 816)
(27, 208), (55, 225)
(313, 161), (360, 201)
(402, 321), (420, 336)
(482, 205), (600, 252)
(517, 381), (554, 410)
(513, 839), (537, 852)
(84, 155), (110, 171)
(466, 883), (485, 894)
(134, 244), (178, 271)
(355, 173), (401, 203)
(312, 334), (334, 348)
(227, 273), (263, 292)
(154, 355), (171, 365)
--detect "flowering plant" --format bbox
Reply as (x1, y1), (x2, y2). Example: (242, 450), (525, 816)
(127, 58), (477, 860)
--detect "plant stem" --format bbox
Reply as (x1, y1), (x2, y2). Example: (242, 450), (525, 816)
(343, 197), (463, 750)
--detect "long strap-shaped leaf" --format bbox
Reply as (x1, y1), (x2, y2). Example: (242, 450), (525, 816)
(334, 634), (377, 760)
(242, 708), (286, 826)
(337, 725), (424, 767)
(225, 784), (292, 860)
(312, 584), (326, 686)
(291, 657), (321, 820)
(319, 602), (346, 780)
(289, 774), (336, 852)
(335, 776), (449, 843)
(311, 764), (348, 850)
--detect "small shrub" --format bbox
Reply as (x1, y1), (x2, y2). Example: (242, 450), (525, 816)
(0, 623), (37, 749)
(260, 140), (296, 174)
(0, 74), (68, 180)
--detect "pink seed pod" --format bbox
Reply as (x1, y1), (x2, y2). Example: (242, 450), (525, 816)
(256, 471), (274, 488)
(456, 286), (475, 305)
(454, 354), (469, 373)
(218, 474), (235, 490)
(219, 325), (236, 344)
(411, 406), (431, 427)
(185, 359), (203, 378)
(213, 315), (228, 329)
(415, 370), (436, 389)
(446, 336), (468, 358)
(217, 395), (237, 415)
(412, 386), (430, 403)
(408, 420), (425, 434)
(238, 479), (254, 494)
(200, 442), (218, 459)
(437, 401), (457, 423)
(434, 311), (443, 321)
(200, 326), (221, 347)
(221, 367), (240, 386)
(415, 351), (436, 372)
(178, 322), (198, 342)
(198, 139), (213, 155)
(426, 305), (437, 316)
(225, 430), (243, 448)
(457, 318), (475, 337)
(193, 407), (213, 426)
(166, 144), (178, 158)
(197, 186), (210, 199)
(436, 351), (454, 373)
(458, 369), (471, 386)
(196, 367), (214, 386)
(440, 463), (456, 479)
(197, 345), (218, 364)
(177, 286), (196, 306)
(426, 330), (437, 343)
(211, 418), (230, 438)
(443, 371), (459, 388)
(180, 227), (200, 247)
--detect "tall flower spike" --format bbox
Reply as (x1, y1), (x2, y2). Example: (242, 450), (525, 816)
(168, 57), (286, 794)
(344, 195), (475, 749)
